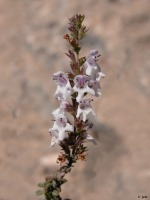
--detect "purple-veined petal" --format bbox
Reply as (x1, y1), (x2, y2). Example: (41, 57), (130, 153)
(73, 75), (95, 102)
(74, 75), (89, 88)
(87, 50), (101, 60)
(53, 71), (68, 86)
(76, 98), (96, 121)
(55, 114), (67, 127)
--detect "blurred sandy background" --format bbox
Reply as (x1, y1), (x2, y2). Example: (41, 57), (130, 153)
(0, 0), (150, 200)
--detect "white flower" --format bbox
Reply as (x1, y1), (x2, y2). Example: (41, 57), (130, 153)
(88, 80), (101, 97)
(83, 50), (105, 83)
(88, 72), (105, 97)
(53, 71), (72, 100)
(82, 50), (105, 97)
(76, 98), (96, 122)
(83, 56), (100, 80)
(53, 71), (68, 86)
(49, 129), (59, 147)
(73, 75), (95, 102)
(50, 114), (73, 143)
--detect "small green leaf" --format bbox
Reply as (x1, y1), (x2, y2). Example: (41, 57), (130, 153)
(60, 178), (67, 184)
(45, 181), (53, 188)
(36, 189), (44, 196)
(52, 180), (57, 187)
(37, 182), (45, 187)
(52, 190), (59, 196)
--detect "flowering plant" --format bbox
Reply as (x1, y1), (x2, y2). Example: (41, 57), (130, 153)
(36, 14), (105, 200)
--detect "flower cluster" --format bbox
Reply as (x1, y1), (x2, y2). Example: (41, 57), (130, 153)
(37, 14), (105, 200)
(49, 48), (105, 147)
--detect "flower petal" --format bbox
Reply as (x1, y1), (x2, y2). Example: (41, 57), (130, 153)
(86, 134), (97, 145)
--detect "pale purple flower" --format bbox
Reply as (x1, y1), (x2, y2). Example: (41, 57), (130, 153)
(49, 129), (59, 147)
(50, 114), (73, 141)
(88, 80), (101, 97)
(76, 98), (96, 122)
(53, 71), (68, 86)
(83, 50), (104, 83)
(82, 50), (105, 97)
(88, 72), (105, 96)
(53, 71), (72, 100)
(87, 49), (101, 60)
(83, 56), (97, 76)
(83, 56), (99, 80)
(73, 75), (95, 102)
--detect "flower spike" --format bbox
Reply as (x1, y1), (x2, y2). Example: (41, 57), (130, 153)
(37, 14), (105, 200)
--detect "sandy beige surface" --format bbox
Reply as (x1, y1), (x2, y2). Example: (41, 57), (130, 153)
(0, 0), (150, 200)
